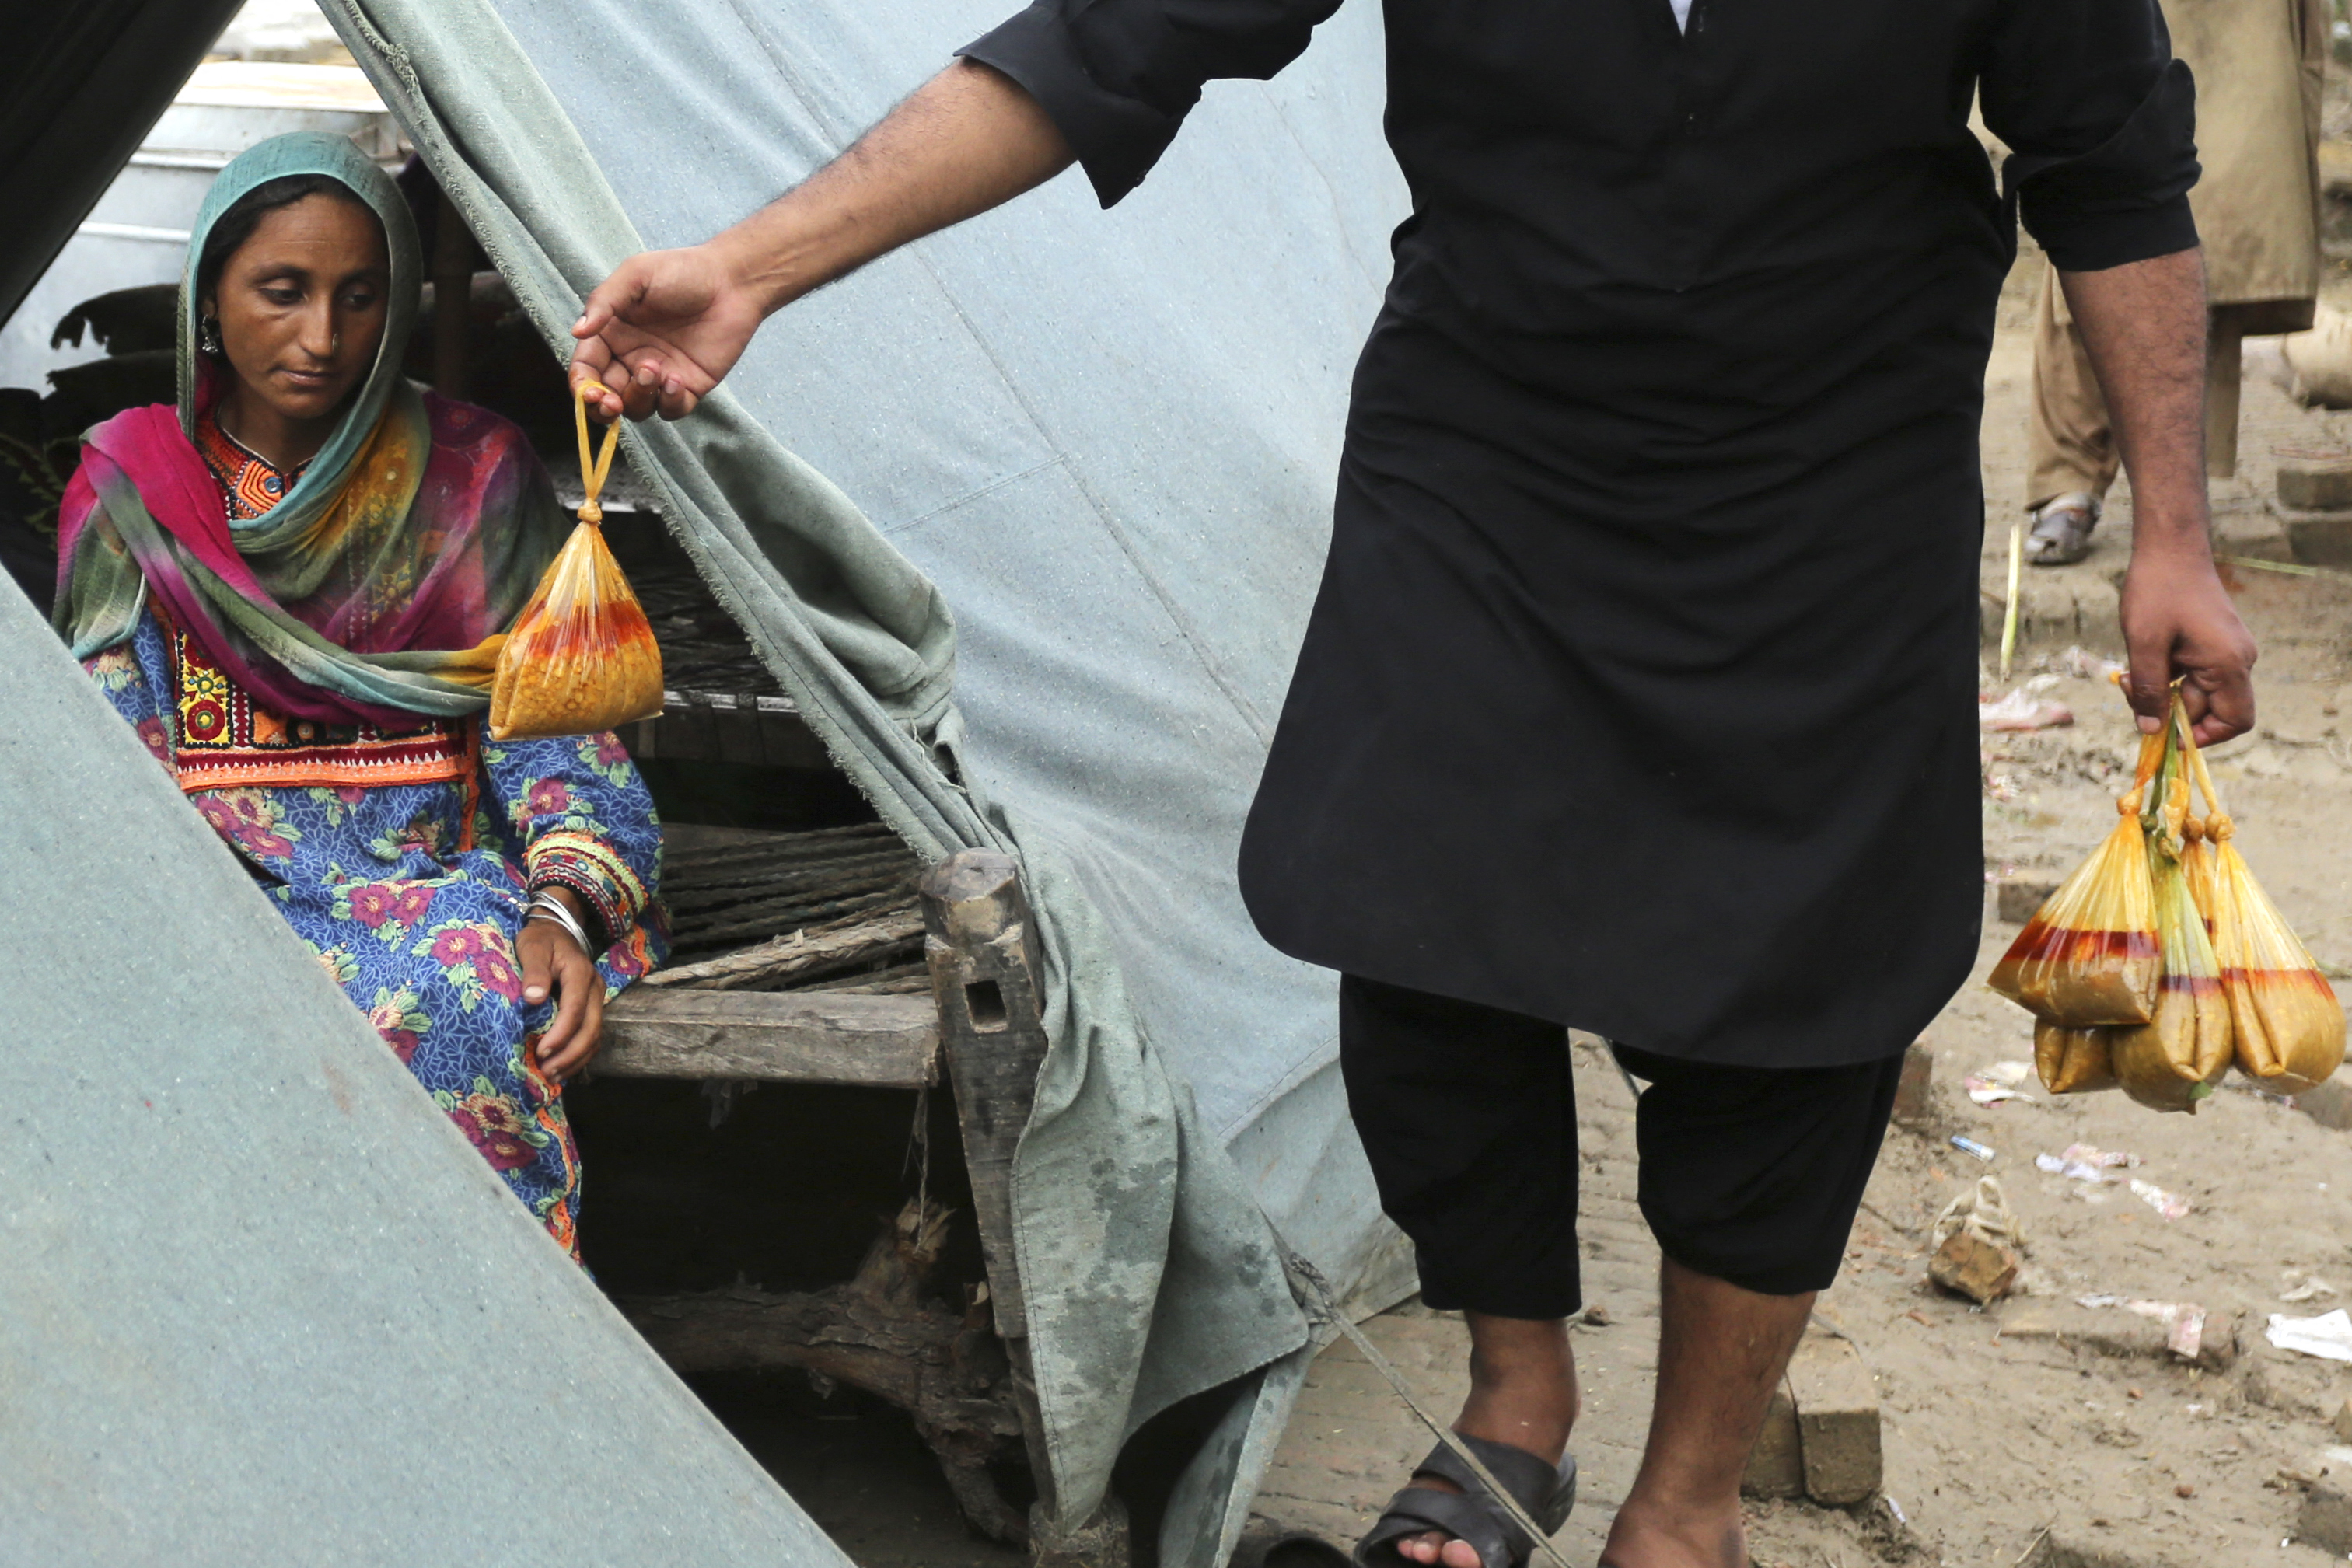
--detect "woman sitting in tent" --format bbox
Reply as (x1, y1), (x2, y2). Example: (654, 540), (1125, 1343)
(53, 132), (664, 1255)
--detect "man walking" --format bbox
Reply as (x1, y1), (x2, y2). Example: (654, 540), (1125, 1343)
(571, 3), (2256, 1563)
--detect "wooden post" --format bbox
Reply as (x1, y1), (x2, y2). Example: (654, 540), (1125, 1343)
(2206, 313), (2243, 480)
(431, 189), (472, 401)
(920, 850), (1131, 1568)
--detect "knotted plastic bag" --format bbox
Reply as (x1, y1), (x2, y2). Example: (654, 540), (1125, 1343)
(1989, 725), (2164, 1026)
(2109, 705), (2231, 1113)
(2034, 1021), (2118, 1095)
(487, 382), (664, 740)
(2181, 728), (2347, 1094)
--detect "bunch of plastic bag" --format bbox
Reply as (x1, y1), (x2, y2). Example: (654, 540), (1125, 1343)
(1987, 725), (2162, 1027)
(2186, 732), (2347, 1094)
(2104, 753), (2231, 1112)
(2033, 1022), (2117, 1095)
(488, 382), (665, 740)
(1992, 689), (2343, 1112)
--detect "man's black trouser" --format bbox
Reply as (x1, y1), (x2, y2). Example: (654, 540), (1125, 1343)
(1339, 974), (1906, 1320)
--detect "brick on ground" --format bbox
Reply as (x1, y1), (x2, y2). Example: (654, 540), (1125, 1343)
(1742, 1382), (1805, 1500)
(2299, 1479), (2352, 1556)
(1892, 1041), (1937, 1129)
(1994, 872), (2060, 924)
(1784, 1331), (1882, 1507)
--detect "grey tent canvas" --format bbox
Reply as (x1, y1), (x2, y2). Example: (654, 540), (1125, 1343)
(322, 3), (1418, 1557)
(0, 575), (855, 1566)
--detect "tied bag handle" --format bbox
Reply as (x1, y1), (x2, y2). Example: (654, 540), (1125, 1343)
(484, 382), (662, 740)
(573, 379), (622, 525)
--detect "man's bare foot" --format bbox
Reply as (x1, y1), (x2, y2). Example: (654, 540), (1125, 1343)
(1393, 1314), (1578, 1568)
(1593, 1263), (1812, 1568)
(1595, 1497), (1745, 1568)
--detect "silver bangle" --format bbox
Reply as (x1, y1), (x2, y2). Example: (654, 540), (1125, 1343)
(525, 891), (593, 953)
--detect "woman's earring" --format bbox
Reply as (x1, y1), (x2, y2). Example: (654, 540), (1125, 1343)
(198, 316), (222, 356)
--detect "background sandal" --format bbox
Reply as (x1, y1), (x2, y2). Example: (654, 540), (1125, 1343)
(2025, 491), (2102, 566)
(1353, 1434), (1577, 1568)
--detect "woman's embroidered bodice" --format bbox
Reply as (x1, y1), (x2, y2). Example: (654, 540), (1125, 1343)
(195, 410), (312, 521)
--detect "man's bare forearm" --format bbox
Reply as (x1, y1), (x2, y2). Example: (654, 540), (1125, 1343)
(571, 60), (1074, 417)
(2058, 248), (2210, 556)
(716, 59), (1074, 316)
(2057, 246), (2256, 742)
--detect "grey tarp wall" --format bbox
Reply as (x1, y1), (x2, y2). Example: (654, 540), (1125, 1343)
(0, 575), (856, 1565)
(331, 3), (1412, 1562)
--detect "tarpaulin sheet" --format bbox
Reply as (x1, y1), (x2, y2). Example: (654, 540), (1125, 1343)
(0, 573), (856, 1567)
(323, 2), (1411, 1559)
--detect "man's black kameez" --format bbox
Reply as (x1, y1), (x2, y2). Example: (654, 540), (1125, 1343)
(965, 0), (2199, 1069)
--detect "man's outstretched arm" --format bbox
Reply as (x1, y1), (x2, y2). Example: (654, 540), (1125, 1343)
(2060, 247), (2257, 746)
(569, 60), (1070, 422)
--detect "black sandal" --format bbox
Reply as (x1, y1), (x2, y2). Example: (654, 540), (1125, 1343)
(1352, 1435), (1577, 1568)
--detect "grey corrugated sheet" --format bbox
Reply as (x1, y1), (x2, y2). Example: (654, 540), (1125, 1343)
(0, 580), (854, 1566)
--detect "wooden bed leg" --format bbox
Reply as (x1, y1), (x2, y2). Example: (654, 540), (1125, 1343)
(920, 850), (1131, 1568)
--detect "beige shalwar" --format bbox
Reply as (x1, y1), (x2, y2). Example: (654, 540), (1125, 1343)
(2025, 0), (2326, 504)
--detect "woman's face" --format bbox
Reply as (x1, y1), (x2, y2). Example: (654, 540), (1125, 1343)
(204, 192), (390, 428)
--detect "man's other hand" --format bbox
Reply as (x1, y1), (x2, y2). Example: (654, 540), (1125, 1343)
(570, 245), (763, 421)
(2119, 546), (2256, 746)
(2061, 249), (2258, 749)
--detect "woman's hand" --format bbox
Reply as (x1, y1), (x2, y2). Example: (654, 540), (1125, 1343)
(516, 887), (605, 1082)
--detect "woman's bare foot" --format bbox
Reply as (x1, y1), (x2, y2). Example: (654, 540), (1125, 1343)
(1393, 1313), (1578, 1567)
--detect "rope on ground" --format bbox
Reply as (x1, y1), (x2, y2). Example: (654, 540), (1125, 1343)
(1610, 1053), (1644, 1105)
(2221, 552), (2352, 585)
(1282, 1252), (1574, 1568)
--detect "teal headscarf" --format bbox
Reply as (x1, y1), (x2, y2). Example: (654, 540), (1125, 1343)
(177, 131), (422, 465)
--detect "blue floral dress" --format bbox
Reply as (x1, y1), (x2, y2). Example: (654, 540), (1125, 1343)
(83, 419), (666, 1256)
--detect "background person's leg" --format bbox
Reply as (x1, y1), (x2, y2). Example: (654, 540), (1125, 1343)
(2207, 309), (2244, 480)
(2027, 259), (2121, 514)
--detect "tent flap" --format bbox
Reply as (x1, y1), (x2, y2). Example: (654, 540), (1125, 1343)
(324, 0), (1414, 1557)
(0, 0), (245, 328)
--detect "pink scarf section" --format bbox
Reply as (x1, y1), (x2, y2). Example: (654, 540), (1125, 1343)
(58, 395), (560, 728)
